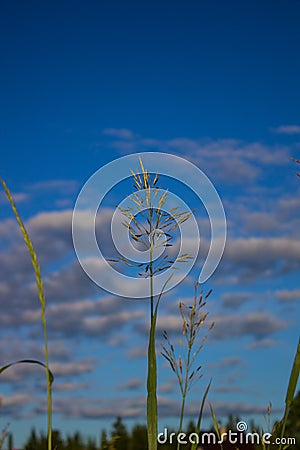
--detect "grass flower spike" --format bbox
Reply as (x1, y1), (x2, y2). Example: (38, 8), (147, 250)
(161, 282), (214, 450)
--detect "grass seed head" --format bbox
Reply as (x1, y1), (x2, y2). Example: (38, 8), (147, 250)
(111, 158), (193, 279)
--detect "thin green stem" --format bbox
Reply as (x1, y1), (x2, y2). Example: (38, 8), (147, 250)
(177, 398), (186, 449)
(177, 336), (192, 450)
(42, 308), (52, 450)
(147, 206), (158, 450)
(149, 207), (154, 319)
(147, 301), (158, 450)
(150, 250), (154, 320)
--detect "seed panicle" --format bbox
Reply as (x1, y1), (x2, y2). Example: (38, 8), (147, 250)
(110, 158), (193, 278)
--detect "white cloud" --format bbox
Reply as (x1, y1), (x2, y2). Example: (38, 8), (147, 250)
(206, 400), (279, 417)
(210, 356), (246, 369)
(271, 125), (300, 135)
(82, 310), (145, 336)
(212, 312), (287, 340)
(247, 338), (277, 349)
(223, 237), (300, 281)
(0, 393), (33, 418)
(221, 292), (252, 308)
(40, 396), (147, 419)
(27, 209), (73, 232)
(50, 360), (95, 377)
(102, 129), (291, 186)
(0, 389), (275, 421)
(102, 128), (136, 139)
(138, 309), (286, 341)
(275, 289), (300, 303)
(0, 191), (29, 205)
(28, 179), (79, 193)
(126, 346), (147, 359)
(117, 377), (144, 391)
(53, 381), (90, 392)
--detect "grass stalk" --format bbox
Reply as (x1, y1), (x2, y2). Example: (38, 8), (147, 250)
(161, 284), (214, 450)
(147, 299), (158, 450)
(147, 213), (157, 450)
(147, 276), (173, 450)
(1, 179), (53, 450)
(113, 159), (191, 450)
(177, 342), (192, 450)
(149, 206), (154, 320)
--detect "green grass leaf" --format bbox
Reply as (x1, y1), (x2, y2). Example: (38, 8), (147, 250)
(209, 402), (222, 450)
(191, 379), (212, 450)
(0, 359), (54, 385)
(278, 339), (300, 450)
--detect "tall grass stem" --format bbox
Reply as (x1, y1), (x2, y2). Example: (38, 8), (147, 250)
(1, 179), (53, 450)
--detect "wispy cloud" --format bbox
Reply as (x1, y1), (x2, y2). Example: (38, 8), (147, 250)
(210, 356), (246, 369)
(0, 393), (33, 418)
(211, 312), (287, 340)
(101, 129), (291, 186)
(0, 191), (29, 205)
(247, 338), (277, 349)
(137, 310), (286, 342)
(221, 292), (252, 309)
(223, 237), (300, 281)
(28, 179), (79, 193)
(126, 346), (147, 360)
(50, 360), (95, 377)
(53, 381), (90, 392)
(275, 289), (300, 303)
(117, 377), (144, 391)
(102, 128), (136, 139)
(271, 125), (300, 135)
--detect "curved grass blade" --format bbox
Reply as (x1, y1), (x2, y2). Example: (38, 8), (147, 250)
(278, 339), (300, 450)
(209, 402), (223, 450)
(191, 379), (212, 450)
(0, 359), (54, 385)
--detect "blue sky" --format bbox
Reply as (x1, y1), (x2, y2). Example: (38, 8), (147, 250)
(0, 1), (300, 447)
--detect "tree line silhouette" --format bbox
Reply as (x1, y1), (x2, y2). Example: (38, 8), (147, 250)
(3, 392), (299, 450)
